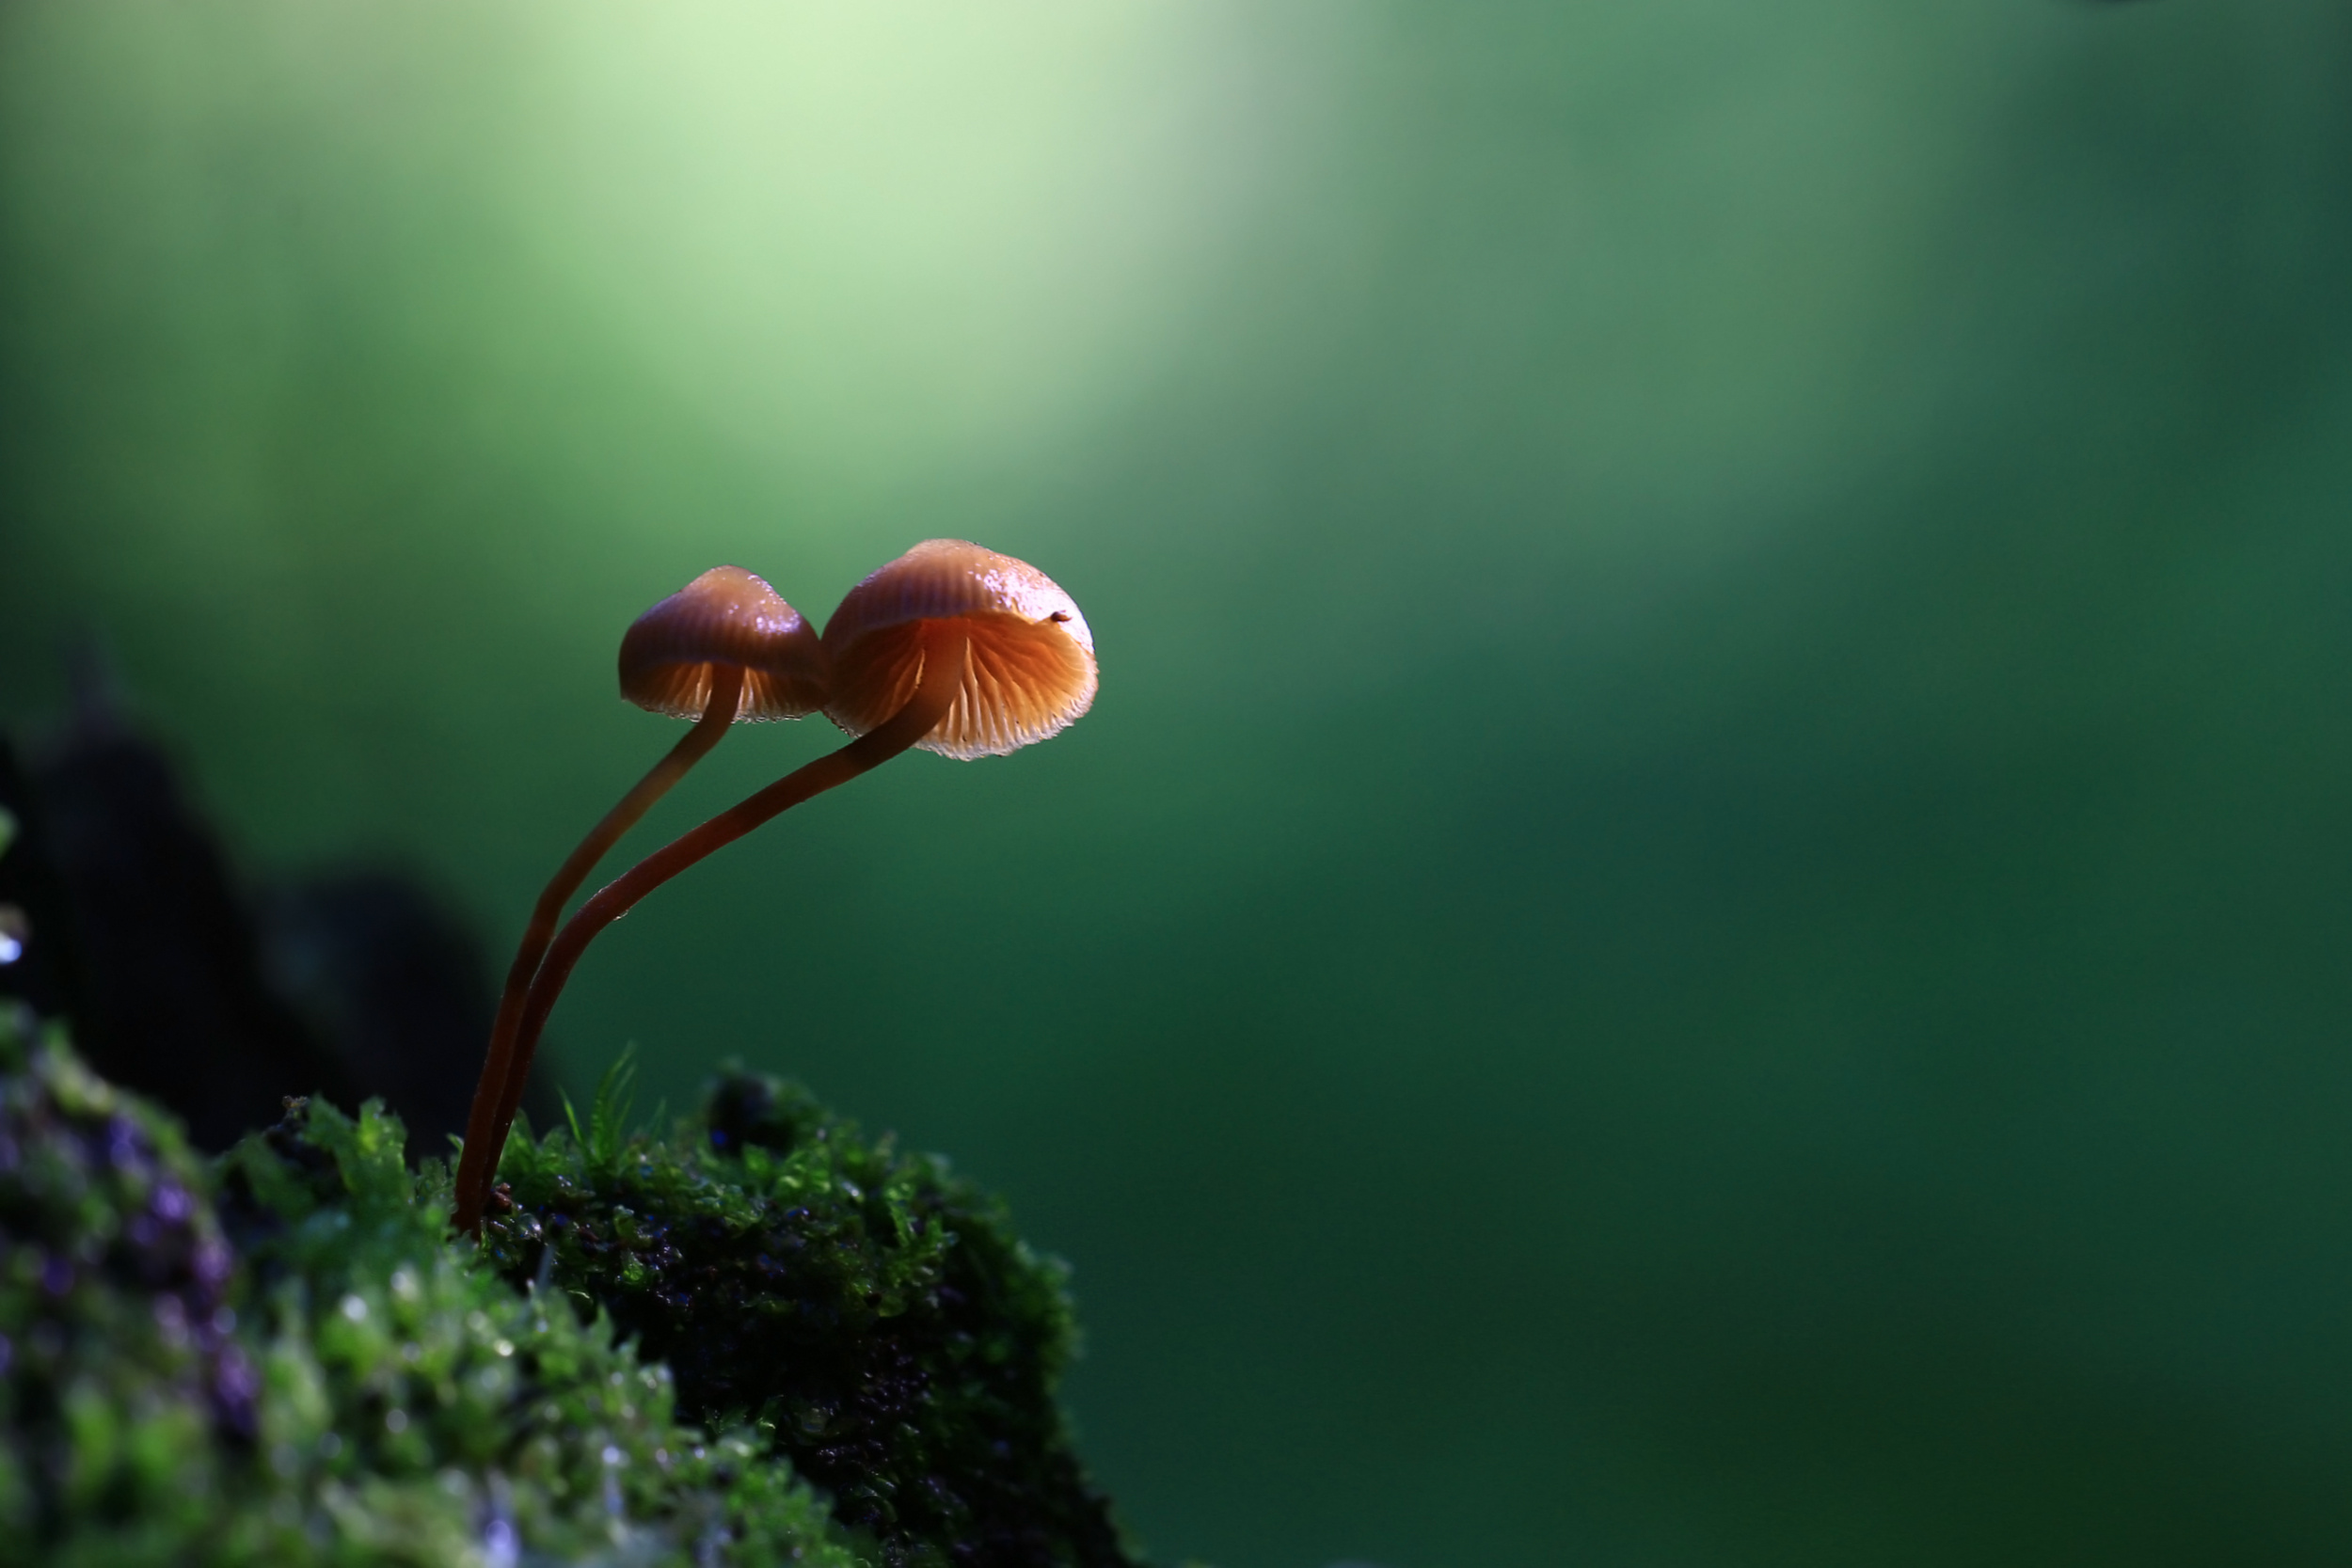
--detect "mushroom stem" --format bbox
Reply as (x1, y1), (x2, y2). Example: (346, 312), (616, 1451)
(453, 663), (746, 1235)
(461, 636), (969, 1230)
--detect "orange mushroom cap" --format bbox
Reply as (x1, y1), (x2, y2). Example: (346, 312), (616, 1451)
(821, 539), (1097, 759)
(617, 565), (831, 721)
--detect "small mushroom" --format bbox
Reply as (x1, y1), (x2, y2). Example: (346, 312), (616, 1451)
(459, 542), (1096, 1228)
(453, 566), (826, 1234)
(615, 564), (832, 725)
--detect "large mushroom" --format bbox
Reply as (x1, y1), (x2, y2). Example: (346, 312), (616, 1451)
(822, 537), (1098, 758)
(453, 566), (828, 1234)
(457, 541), (1095, 1229)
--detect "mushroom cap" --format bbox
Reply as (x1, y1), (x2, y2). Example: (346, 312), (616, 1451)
(821, 539), (1097, 759)
(617, 565), (831, 721)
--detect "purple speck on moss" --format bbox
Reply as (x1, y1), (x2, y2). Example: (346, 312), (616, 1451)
(105, 1114), (143, 1169)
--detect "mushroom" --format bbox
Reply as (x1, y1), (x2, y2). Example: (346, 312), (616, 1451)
(457, 541), (1095, 1229)
(452, 565), (828, 1234)
(821, 537), (1098, 758)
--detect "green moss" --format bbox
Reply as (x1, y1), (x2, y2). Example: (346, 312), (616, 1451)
(0, 1015), (1148, 1567)
(481, 1061), (1139, 1568)
(0, 1008), (864, 1565)
(218, 1088), (863, 1567)
(0, 1007), (244, 1565)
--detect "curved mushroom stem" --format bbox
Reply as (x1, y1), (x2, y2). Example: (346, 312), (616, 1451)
(453, 663), (746, 1235)
(458, 635), (969, 1232)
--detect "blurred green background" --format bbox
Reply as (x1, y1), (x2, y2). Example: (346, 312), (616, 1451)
(5, 2), (2352, 1563)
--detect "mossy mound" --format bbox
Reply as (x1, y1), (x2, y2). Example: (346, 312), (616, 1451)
(0, 1010), (1143, 1567)
(0, 1004), (860, 1565)
(480, 1066), (1136, 1568)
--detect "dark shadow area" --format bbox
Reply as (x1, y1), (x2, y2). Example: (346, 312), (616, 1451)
(0, 656), (559, 1152)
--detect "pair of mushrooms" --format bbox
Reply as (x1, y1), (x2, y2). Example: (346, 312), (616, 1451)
(451, 539), (1097, 1234)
